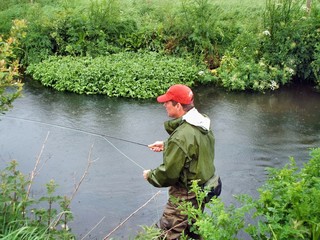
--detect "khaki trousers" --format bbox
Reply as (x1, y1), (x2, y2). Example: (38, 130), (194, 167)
(158, 185), (204, 240)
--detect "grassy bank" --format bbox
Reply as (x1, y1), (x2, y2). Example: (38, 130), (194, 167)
(1, 0), (319, 96)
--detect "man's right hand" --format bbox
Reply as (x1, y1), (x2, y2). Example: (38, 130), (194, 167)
(143, 169), (151, 180)
(148, 141), (164, 152)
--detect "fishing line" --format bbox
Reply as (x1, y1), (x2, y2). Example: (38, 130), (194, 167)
(1, 115), (162, 227)
(1, 115), (147, 170)
(102, 136), (145, 170)
(1, 115), (147, 147)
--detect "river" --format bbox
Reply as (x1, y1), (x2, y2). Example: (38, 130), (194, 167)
(0, 80), (319, 239)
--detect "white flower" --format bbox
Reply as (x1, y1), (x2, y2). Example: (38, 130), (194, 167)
(198, 70), (205, 76)
(285, 67), (295, 75)
(270, 80), (279, 90)
(263, 30), (271, 36)
(61, 224), (69, 231)
(259, 60), (266, 67)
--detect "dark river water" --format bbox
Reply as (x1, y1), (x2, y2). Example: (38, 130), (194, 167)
(0, 80), (320, 239)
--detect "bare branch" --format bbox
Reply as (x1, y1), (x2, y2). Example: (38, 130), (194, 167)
(26, 131), (50, 198)
(52, 143), (96, 227)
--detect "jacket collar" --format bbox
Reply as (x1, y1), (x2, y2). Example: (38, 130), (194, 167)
(164, 108), (211, 134)
(182, 108), (210, 130)
(164, 117), (183, 135)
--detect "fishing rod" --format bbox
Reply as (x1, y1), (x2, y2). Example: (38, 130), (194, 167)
(1, 115), (148, 147)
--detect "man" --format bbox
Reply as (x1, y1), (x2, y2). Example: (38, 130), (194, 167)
(143, 84), (221, 239)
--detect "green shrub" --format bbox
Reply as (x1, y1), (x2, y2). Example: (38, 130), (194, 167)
(136, 148), (320, 239)
(260, 0), (320, 83)
(26, 52), (207, 99)
(311, 42), (320, 89)
(210, 0), (320, 91)
(2, 0), (319, 91)
(20, 22), (54, 66)
(247, 148), (320, 240)
(0, 5), (28, 35)
(44, 1), (138, 57)
(0, 19), (25, 113)
(211, 51), (294, 92)
(0, 160), (75, 239)
(161, 0), (226, 67)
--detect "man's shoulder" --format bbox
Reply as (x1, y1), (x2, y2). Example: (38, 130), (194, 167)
(172, 121), (199, 139)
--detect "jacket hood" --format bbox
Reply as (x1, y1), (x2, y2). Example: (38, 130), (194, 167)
(182, 108), (211, 131)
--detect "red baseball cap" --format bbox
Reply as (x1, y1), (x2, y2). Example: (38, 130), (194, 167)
(157, 84), (194, 104)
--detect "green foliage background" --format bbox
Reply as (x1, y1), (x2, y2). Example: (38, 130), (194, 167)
(1, 1), (320, 239)
(1, 0), (319, 97)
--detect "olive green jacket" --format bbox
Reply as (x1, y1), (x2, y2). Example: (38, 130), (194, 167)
(147, 108), (215, 189)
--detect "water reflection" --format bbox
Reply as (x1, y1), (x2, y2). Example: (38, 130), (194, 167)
(0, 81), (319, 239)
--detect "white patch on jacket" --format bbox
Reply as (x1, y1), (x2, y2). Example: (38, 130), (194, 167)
(182, 108), (210, 130)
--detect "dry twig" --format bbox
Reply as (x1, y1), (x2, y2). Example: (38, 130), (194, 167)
(52, 143), (96, 227)
(26, 131), (50, 198)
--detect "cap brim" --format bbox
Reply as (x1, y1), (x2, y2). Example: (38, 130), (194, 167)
(157, 93), (172, 103)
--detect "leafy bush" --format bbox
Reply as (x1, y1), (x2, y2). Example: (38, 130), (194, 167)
(20, 22), (54, 66)
(211, 51), (294, 92)
(2, 0), (320, 91)
(136, 148), (320, 240)
(311, 42), (320, 89)
(260, 0), (320, 83)
(247, 148), (320, 240)
(0, 5), (28, 35)
(211, 0), (320, 91)
(161, 0), (226, 67)
(0, 19), (25, 113)
(26, 52), (207, 99)
(0, 160), (75, 239)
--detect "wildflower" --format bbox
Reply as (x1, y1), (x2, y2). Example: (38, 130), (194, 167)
(270, 80), (279, 90)
(210, 69), (218, 75)
(263, 30), (271, 36)
(61, 224), (69, 231)
(285, 67), (295, 75)
(259, 60), (266, 67)
(198, 70), (205, 76)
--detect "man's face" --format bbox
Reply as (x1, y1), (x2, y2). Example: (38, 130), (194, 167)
(163, 101), (182, 118)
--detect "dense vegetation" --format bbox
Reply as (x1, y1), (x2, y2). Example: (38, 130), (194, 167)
(2, 148), (318, 239)
(1, 0), (320, 239)
(0, 0), (319, 100)
(137, 148), (320, 240)
(26, 53), (208, 98)
(0, 161), (75, 239)
(0, 19), (24, 112)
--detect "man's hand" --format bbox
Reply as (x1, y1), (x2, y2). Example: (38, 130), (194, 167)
(143, 170), (151, 180)
(148, 141), (164, 152)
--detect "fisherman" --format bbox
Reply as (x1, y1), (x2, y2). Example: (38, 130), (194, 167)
(143, 84), (221, 239)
